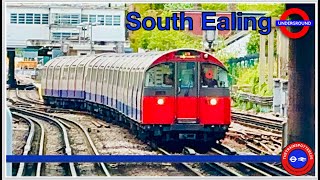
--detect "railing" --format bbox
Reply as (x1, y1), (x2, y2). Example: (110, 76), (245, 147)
(231, 79), (288, 117)
(231, 92), (273, 112)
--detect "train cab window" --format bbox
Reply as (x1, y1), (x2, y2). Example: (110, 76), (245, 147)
(145, 63), (174, 88)
(178, 62), (195, 88)
(201, 63), (228, 88)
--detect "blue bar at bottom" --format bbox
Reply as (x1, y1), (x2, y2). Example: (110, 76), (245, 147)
(6, 155), (281, 163)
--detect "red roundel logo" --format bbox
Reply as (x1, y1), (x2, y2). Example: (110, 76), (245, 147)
(279, 8), (310, 39)
(281, 142), (315, 176)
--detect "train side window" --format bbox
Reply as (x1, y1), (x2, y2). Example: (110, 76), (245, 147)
(200, 63), (229, 88)
(76, 67), (81, 80)
(92, 69), (97, 83)
(54, 68), (60, 80)
(70, 68), (75, 80)
(102, 68), (108, 95)
(63, 68), (68, 80)
(86, 68), (91, 82)
(47, 68), (51, 79)
(97, 69), (103, 86)
(145, 63), (175, 88)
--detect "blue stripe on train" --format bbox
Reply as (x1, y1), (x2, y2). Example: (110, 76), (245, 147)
(44, 89), (141, 120)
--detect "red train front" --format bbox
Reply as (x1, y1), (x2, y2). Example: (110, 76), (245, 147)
(141, 49), (231, 144)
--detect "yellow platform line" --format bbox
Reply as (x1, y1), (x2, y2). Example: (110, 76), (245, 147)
(33, 83), (43, 100)
(38, 88), (43, 100)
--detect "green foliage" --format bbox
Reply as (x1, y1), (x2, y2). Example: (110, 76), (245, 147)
(15, 48), (23, 57)
(246, 102), (253, 110)
(267, 4), (286, 17)
(129, 5), (203, 52)
(246, 30), (279, 56)
(201, 4), (228, 11)
(135, 29), (202, 51)
(254, 104), (261, 113)
(151, 4), (165, 10)
(245, 4), (285, 55)
(233, 64), (272, 96)
(236, 64), (258, 89)
(163, 3), (195, 10)
(215, 47), (237, 64)
(236, 3), (283, 12)
(246, 31), (260, 55)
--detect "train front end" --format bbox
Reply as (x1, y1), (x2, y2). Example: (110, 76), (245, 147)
(142, 49), (231, 144)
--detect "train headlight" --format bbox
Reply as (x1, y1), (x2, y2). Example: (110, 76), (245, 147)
(209, 98), (217, 105)
(157, 98), (164, 105)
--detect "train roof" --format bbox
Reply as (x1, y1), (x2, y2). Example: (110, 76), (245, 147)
(45, 48), (227, 71)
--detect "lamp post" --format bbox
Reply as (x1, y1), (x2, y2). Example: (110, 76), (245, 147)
(80, 22), (98, 54)
(204, 30), (217, 53)
(77, 25), (82, 44)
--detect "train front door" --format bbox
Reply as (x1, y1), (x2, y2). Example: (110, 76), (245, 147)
(175, 62), (199, 124)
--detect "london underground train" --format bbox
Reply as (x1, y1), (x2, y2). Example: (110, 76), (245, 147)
(41, 49), (231, 145)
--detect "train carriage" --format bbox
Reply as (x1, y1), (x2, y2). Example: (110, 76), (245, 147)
(45, 58), (60, 97)
(52, 57), (68, 98)
(41, 49), (231, 146)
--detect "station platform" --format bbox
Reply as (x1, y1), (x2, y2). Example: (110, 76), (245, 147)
(32, 82), (43, 100)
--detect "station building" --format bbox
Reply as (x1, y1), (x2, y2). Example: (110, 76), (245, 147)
(6, 3), (131, 60)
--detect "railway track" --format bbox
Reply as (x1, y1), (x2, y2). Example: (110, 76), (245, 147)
(156, 147), (204, 176)
(24, 89), (43, 104)
(231, 111), (285, 131)
(36, 110), (111, 176)
(15, 89), (44, 106)
(12, 112), (44, 176)
(181, 147), (242, 176)
(226, 126), (283, 155)
(209, 144), (290, 176)
(11, 107), (111, 176)
(8, 89), (289, 176)
(158, 144), (290, 176)
(11, 107), (77, 176)
(228, 111), (284, 155)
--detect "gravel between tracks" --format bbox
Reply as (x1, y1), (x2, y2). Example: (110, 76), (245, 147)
(12, 119), (29, 155)
(41, 119), (66, 176)
(51, 113), (194, 176)
(66, 122), (104, 176)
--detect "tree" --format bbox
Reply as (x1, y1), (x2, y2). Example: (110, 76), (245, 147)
(133, 29), (202, 51)
(163, 3), (194, 10)
(245, 4), (285, 54)
(201, 4), (228, 11)
(236, 3), (284, 12)
(128, 4), (203, 52)
(227, 3), (237, 11)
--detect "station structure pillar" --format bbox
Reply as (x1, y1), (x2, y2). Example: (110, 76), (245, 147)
(286, 4), (315, 151)
(7, 50), (17, 89)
